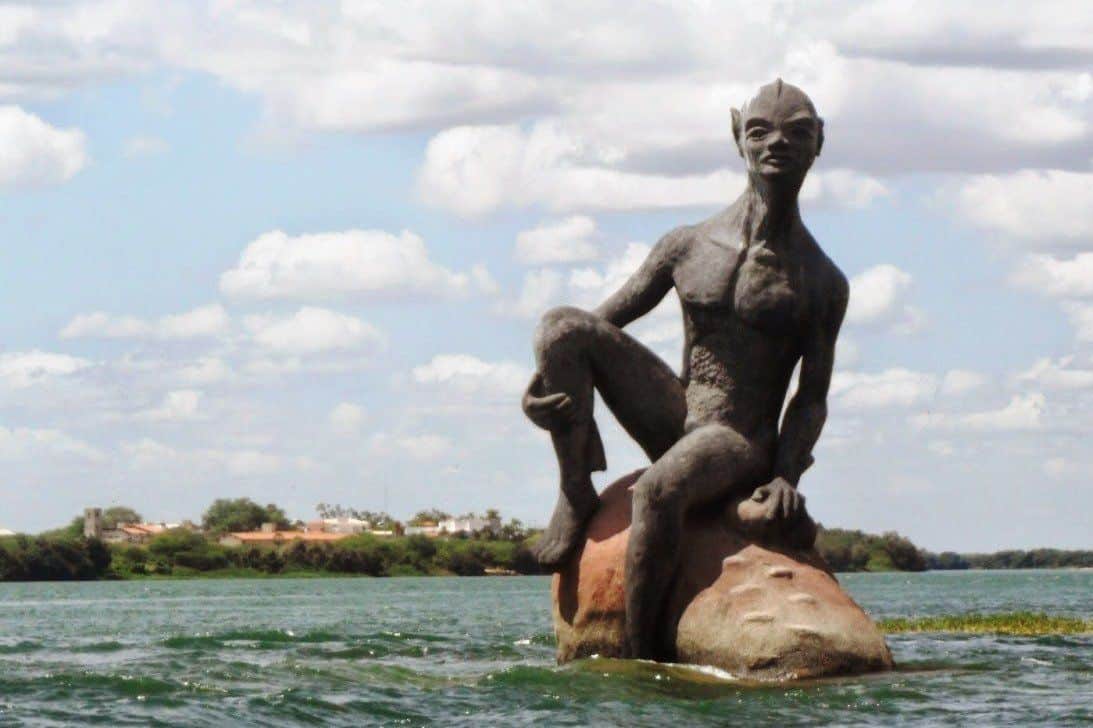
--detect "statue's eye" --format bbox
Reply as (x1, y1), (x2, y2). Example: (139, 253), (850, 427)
(747, 128), (767, 140)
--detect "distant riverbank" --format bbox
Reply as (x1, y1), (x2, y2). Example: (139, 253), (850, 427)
(0, 531), (540, 581)
(2, 529), (1090, 582)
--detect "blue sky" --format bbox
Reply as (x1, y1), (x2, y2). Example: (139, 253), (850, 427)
(1, 1), (1091, 551)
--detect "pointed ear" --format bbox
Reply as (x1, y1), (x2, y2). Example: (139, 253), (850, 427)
(731, 107), (744, 157)
(815, 117), (825, 157)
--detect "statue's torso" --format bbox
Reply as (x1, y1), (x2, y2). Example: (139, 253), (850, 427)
(672, 221), (821, 443)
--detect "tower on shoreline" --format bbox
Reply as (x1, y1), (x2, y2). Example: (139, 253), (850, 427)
(83, 508), (102, 539)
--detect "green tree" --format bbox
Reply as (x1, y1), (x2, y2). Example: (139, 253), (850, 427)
(881, 531), (927, 571)
(202, 498), (290, 533)
(409, 509), (450, 526)
(354, 510), (396, 529)
(316, 502), (351, 519)
(102, 506), (143, 529)
(36, 515), (85, 540)
(0, 536), (111, 581)
(499, 518), (526, 541)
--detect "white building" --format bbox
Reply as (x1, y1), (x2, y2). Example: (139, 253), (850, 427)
(305, 517), (370, 535)
(404, 516), (501, 538)
(439, 516), (500, 536)
(322, 517), (369, 534)
(404, 523), (440, 537)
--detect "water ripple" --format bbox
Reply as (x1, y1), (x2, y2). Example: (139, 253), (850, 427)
(0, 572), (1088, 726)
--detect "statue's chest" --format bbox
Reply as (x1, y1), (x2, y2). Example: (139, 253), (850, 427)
(677, 244), (804, 334)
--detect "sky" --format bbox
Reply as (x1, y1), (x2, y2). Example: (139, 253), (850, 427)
(0, 0), (1091, 551)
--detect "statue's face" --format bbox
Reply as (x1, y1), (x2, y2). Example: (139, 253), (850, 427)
(734, 82), (822, 182)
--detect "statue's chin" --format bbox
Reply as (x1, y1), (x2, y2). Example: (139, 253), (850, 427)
(755, 165), (807, 183)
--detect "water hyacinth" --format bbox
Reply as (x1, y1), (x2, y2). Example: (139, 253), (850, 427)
(879, 612), (1092, 636)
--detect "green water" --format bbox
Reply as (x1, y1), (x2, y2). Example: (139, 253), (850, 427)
(0, 570), (1089, 726)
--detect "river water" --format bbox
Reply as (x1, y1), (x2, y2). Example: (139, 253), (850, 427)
(0, 570), (1089, 726)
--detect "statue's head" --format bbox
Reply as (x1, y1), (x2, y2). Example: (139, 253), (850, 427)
(732, 79), (823, 182)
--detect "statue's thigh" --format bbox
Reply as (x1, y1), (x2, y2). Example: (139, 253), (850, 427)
(588, 323), (686, 451)
(637, 425), (767, 511)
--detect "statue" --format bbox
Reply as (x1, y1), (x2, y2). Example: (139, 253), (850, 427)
(523, 79), (892, 677)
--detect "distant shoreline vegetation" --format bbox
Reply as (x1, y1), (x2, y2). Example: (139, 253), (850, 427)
(1, 501), (1091, 581)
(815, 527), (1093, 572)
(0, 531), (541, 581)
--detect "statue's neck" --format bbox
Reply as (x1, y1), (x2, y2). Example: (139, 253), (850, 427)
(741, 174), (801, 249)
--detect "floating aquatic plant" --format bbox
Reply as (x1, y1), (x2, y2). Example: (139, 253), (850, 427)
(879, 612), (1091, 636)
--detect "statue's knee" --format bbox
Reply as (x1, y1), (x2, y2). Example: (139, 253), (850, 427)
(535, 306), (591, 351)
(634, 478), (681, 514)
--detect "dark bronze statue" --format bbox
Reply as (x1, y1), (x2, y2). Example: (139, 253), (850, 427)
(522, 79), (848, 660)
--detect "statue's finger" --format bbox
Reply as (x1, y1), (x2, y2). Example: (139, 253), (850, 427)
(554, 396), (574, 412)
(765, 492), (780, 520)
(527, 393), (565, 412)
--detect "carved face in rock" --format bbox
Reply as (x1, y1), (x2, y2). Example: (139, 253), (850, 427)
(732, 79), (824, 183)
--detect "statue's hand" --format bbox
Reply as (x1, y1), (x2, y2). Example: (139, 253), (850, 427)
(750, 477), (804, 522)
(522, 374), (576, 431)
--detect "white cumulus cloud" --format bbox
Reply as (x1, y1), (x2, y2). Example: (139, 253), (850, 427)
(911, 393), (1045, 431)
(412, 354), (530, 397)
(941, 369), (987, 396)
(1018, 356), (1093, 390)
(955, 171), (1093, 246)
(370, 432), (453, 461)
(61, 304), (229, 340)
(328, 403), (365, 436)
(0, 350), (91, 388)
(220, 229), (481, 300)
(135, 389), (202, 422)
(0, 425), (103, 462)
(244, 307), (386, 356)
(831, 368), (938, 410)
(1062, 302), (1093, 342)
(0, 106), (87, 188)
(1012, 253), (1093, 298)
(846, 264), (922, 333)
(515, 216), (599, 264)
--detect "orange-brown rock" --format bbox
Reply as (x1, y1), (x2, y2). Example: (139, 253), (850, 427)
(552, 470), (893, 680)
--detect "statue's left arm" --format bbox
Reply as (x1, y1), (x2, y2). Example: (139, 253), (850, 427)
(751, 269), (848, 519)
(593, 227), (686, 328)
(775, 271), (849, 486)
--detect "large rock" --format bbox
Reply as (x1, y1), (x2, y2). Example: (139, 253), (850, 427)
(552, 470), (893, 680)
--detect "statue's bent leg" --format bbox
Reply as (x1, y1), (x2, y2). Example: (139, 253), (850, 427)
(625, 424), (769, 660)
(532, 306), (686, 568)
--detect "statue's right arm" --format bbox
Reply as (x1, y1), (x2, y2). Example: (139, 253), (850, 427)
(592, 227), (687, 329)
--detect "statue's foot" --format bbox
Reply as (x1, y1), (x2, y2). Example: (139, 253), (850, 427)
(533, 488), (600, 570)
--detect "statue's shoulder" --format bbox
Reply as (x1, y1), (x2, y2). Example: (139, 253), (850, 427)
(685, 206), (744, 254)
(798, 228), (848, 318)
(652, 223), (699, 265)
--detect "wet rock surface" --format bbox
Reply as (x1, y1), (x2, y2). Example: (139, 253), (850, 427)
(552, 470), (893, 679)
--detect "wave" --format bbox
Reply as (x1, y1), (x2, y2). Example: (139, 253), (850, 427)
(161, 629), (345, 649)
(0, 640), (43, 654)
